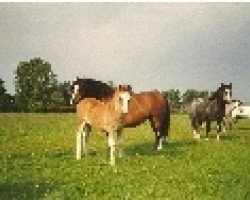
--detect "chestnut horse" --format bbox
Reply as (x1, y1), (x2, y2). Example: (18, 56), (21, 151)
(71, 77), (170, 149)
(76, 86), (132, 165)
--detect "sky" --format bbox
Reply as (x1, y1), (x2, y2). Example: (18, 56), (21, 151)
(0, 3), (250, 101)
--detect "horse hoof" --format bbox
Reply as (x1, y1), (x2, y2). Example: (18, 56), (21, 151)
(193, 134), (200, 140)
(157, 146), (163, 151)
(76, 156), (81, 160)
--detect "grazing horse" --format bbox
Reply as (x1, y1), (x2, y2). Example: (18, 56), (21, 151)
(189, 83), (232, 140)
(76, 86), (131, 166)
(71, 77), (170, 150)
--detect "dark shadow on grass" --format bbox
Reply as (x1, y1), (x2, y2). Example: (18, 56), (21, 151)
(52, 148), (73, 158)
(237, 127), (250, 130)
(125, 140), (197, 157)
(0, 182), (54, 199)
(220, 134), (241, 141)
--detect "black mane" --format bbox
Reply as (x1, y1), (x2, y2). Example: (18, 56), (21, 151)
(76, 78), (114, 101)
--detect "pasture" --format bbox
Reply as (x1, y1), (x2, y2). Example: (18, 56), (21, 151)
(0, 113), (249, 199)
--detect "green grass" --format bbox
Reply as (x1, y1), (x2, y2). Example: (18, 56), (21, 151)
(0, 113), (249, 199)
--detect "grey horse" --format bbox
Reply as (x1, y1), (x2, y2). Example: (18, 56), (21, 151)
(189, 83), (232, 140)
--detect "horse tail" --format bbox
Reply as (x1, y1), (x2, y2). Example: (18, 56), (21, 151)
(166, 100), (171, 133)
(162, 99), (170, 140)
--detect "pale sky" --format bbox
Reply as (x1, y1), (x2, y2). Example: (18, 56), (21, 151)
(0, 3), (250, 101)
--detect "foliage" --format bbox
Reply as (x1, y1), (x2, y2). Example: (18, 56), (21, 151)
(168, 89), (181, 107)
(4, 56), (212, 113)
(0, 114), (249, 199)
(182, 89), (209, 103)
(0, 79), (14, 112)
(57, 81), (71, 107)
(14, 58), (71, 112)
(14, 57), (57, 112)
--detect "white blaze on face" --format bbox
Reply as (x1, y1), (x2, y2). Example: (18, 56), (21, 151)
(120, 92), (131, 113)
(224, 88), (231, 101)
(71, 84), (79, 104)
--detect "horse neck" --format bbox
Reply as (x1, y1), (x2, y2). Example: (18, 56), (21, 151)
(106, 93), (123, 115)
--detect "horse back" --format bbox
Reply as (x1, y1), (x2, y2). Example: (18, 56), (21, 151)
(124, 91), (166, 127)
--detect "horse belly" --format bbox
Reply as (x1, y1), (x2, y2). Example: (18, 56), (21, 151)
(123, 112), (148, 127)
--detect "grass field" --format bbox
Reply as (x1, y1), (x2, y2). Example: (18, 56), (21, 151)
(0, 113), (249, 199)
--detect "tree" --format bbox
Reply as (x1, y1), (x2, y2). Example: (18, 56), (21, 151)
(182, 89), (198, 103)
(50, 90), (64, 110)
(167, 89), (181, 107)
(57, 81), (71, 106)
(0, 79), (14, 112)
(15, 57), (57, 112)
(182, 89), (209, 103)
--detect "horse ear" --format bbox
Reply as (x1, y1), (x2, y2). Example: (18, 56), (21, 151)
(128, 85), (132, 92)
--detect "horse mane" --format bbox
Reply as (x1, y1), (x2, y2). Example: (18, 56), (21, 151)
(79, 78), (115, 100)
(208, 83), (232, 104)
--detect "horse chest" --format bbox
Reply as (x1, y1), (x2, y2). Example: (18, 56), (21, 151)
(97, 112), (122, 132)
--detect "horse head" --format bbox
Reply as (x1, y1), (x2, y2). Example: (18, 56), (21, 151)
(209, 83), (232, 103)
(70, 77), (84, 105)
(114, 85), (132, 114)
(220, 83), (232, 103)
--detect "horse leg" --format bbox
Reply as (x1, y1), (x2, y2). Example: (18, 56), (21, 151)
(229, 120), (233, 130)
(117, 129), (123, 158)
(205, 120), (211, 141)
(162, 104), (170, 145)
(156, 121), (164, 150)
(76, 123), (84, 160)
(216, 120), (222, 141)
(153, 132), (162, 151)
(157, 132), (163, 150)
(108, 132), (116, 166)
(161, 118), (169, 145)
(229, 117), (233, 130)
(149, 117), (160, 150)
(192, 117), (200, 140)
(222, 117), (226, 133)
(82, 124), (90, 156)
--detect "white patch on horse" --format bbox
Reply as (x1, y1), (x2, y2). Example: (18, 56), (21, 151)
(224, 88), (231, 101)
(217, 134), (220, 141)
(108, 134), (114, 148)
(109, 134), (115, 166)
(193, 130), (200, 140)
(76, 131), (82, 160)
(157, 131), (161, 137)
(120, 92), (131, 113)
(223, 127), (226, 133)
(193, 130), (197, 138)
(71, 84), (79, 102)
(157, 137), (163, 150)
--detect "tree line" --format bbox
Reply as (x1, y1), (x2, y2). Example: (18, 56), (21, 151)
(0, 57), (209, 113)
